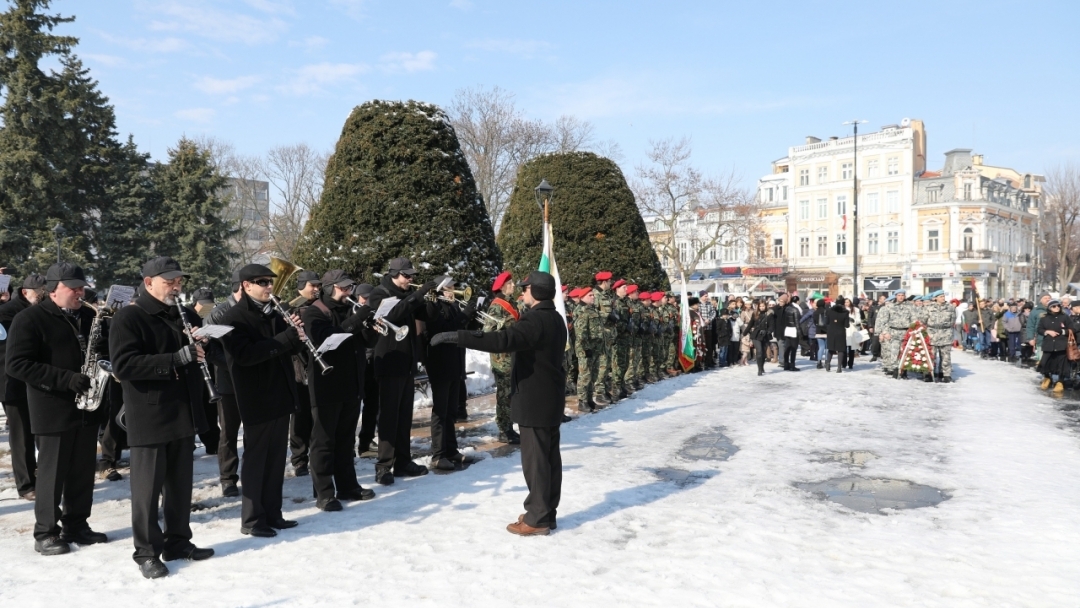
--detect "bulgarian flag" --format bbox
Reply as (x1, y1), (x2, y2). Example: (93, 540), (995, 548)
(677, 272), (696, 371)
(538, 220), (568, 328)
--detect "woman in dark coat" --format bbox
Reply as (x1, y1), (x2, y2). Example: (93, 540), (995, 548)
(825, 296), (851, 373)
(1037, 300), (1070, 392)
(748, 300), (774, 377)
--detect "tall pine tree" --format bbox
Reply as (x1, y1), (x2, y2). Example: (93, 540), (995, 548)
(153, 137), (236, 292)
(94, 136), (160, 287)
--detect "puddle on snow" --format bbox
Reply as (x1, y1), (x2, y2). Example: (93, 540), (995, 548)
(817, 450), (878, 467)
(795, 476), (949, 514)
(652, 468), (714, 487)
(678, 428), (739, 462)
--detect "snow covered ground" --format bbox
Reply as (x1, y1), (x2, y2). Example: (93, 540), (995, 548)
(3, 351), (1080, 607)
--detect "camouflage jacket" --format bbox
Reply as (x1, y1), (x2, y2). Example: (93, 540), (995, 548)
(575, 303), (604, 352)
(594, 288), (618, 338)
(874, 300), (917, 335)
(614, 296), (632, 340)
(627, 299), (645, 339)
(919, 302), (956, 347)
(483, 296), (518, 372)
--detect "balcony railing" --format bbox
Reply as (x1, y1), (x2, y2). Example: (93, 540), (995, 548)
(956, 249), (993, 260)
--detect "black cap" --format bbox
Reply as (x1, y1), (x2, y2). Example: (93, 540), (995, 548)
(296, 270), (320, 289)
(142, 257), (188, 280)
(191, 287), (215, 304)
(238, 264), (275, 282)
(46, 262), (89, 289)
(321, 269), (355, 288)
(387, 257), (416, 276)
(22, 273), (46, 290)
(519, 271), (555, 301)
(353, 283), (375, 298)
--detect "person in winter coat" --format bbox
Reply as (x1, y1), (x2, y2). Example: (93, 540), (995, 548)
(810, 299), (828, 368)
(1037, 300), (1070, 393)
(1001, 302), (1024, 360)
(0, 273), (45, 501)
(748, 300), (775, 376)
(824, 297), (851, 372)
(775, 294), (803, 371)
(1026, 292), (1051, 362)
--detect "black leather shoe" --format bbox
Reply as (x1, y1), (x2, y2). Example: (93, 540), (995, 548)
(139, 558), (169, 579)
(162, 545), (215, 561)
(337, 487), (376, 501)
(240, 525), (277, 538)
(34, 536), (70, 556)
(561, 414), (572, 423)
(316, 497), (343, 511)
(503, 428), (521, 445)
(222, 482), (239, 498)
(395, 461), (429, 477)
(431, 457), (456, 471)
(375, 470), (395, 486)
(60, 528), (108, 545)
(268, 519), (298, 530)
(293, 464), (309, 477)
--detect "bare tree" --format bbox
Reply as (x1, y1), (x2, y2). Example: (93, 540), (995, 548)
(192, 135), (267, 264)
(633, 137), (758, 283)
(551, 115), (595, 153)
(261, 143), (327, 260)
(1043, 162), (1080, 291)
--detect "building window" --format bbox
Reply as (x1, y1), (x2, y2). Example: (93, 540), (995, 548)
(766, 187), (774, 202)
(887, 157), (899, 175)
(886, 190), (899, 213)
(799, 200), (810, 220)
(818, 166), (828, 184)
(963, 183), (972, 200)
(799, 236), (810, 257)
(867, 159), (879, 178)
(927, 229), (939, 252)
(773, 238), (784, 258)
(782, 185), (788, 201)
(866, 192), (879, 214)
(887, 230), (899, 254)
(724, 243), (737, 262)
(963, 227), (974, 251)
(817, 235), (828, 256)
(817, 198), (828, 219)
(867, 231), (879, 254)
(799, 169), (809, 186)
(836, 233), (847, 255)
(755, 238), (766, 259)
(836, 195), (847, 217)
(927, 188), (938, 203)
(841, 162), (853, 180)
(708, 246), (716, 260)
(679, 242), (688, 263)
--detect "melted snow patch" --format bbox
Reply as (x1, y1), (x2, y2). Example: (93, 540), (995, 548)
(794, 476), (949, 514)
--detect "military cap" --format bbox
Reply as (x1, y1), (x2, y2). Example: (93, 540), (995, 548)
(491, 271), (512, 291)
(595, 271), (612, 281)
(651, 292), (665, 302)
(612, 279), (626, 289)
(627, 285), (639, 294)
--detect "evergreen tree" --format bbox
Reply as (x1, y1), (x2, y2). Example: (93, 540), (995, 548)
(94, 136), (160, 287)
(153, 137), (236, 292)
(497, 151), (668, 290)
(294, 99), (501, 288)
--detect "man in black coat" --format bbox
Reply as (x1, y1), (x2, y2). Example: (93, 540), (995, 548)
(774, 293), (802, 371)
(366, 258), (437, 485)
(431, 271), (567, 536)
(301, 269), (379, 511)
(0, 273), (45, 501)
(286, 270), (321, 476)
(109, 257), (214, 579)
(6, 264), (109, 555)
(424, 277), (475, 471)
(218, 264), (305, 537)
(209, 274), (242, 497)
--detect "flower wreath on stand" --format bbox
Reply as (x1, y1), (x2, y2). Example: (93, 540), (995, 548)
(899, 320), (934, 375)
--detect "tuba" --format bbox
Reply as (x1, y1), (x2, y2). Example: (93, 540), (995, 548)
(75, 300), (114, 412)
(269, 257), (304, 302)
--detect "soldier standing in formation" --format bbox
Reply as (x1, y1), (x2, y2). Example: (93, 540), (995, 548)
(592, 271), (615, 406)
(574, 289), (602, 412)
(625, 285), (644, 391)
(485, 271), (520, 444)
(920, 290), (956, 383)
(611, 279), (632, 398)
(874, 290), (917, 377)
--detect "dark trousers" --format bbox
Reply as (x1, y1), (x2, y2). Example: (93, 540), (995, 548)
(241, 415), (289, 529)
(33, 424), (97, 540)
(783, 337), (799, 368)
(129, 435), (195, 563)
(377, 375), (415, 473)
(289, 385), (313, 468)
(753, 339), (768, 373)
(217, 393), (241, 484)
(870, 333), (881, 357)
(310, 397), (361, 500)
(3, 403), (36, 495)
(99, 382), (127, 466)
(198, 397), (220, 455)
(357, 363), (379, 450)
(457, 378), (468, 419)
(429, 375), (461, 460)
(519, 425), (562, 528)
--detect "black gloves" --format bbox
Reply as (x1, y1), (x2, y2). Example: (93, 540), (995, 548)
(172, 344), (198, 367)
(462, 301), (477, 320)
(607, 311), (620, 323)
(416, 280), (438, 298)
(68, 373), (92, 393)
(342, 305), (374, 332)
(429, 331), (460, 347)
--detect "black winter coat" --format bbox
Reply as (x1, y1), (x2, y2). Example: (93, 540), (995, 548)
(109, 293), (208, 446)
(456, 300), (567, 427)
(749, 310), (775, 342)
(219, 293), (303, 426)
(0, 293), (31, 403)
(208, 294), (237, 394)
(425, 299), (468, 380)
(301, 294), (377, 405)
(5, 298), (107, 434)
(774, 303), (802, 340)
(1037, 311), (1070, 353)
(368, 276), (431, 377)
(825, 304), (851, 352)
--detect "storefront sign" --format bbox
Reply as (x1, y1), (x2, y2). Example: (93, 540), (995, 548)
(743, 267), (783, 276)
(863, 277), (901, 291)
(912, 272), (944, 279)
(960, 271), (998, 278)
(720, 267), (742, 276)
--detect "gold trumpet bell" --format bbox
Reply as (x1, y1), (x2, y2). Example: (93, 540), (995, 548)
(270, 257), (302, 299)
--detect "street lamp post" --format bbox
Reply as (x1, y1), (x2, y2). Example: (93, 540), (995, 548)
(534, 178), (553, 221)
(52, 223), (65, 263)
(843, 120), (867, 298)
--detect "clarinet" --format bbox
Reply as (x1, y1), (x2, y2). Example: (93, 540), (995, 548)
(175, 300), (222, 403)
(269, 295), (334, 375)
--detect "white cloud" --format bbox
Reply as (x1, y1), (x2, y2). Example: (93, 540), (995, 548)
(466, 39), (553, 56)
(379, 51), (437, 73)
(289, 35), (329, 51)
(175, 108), (216, 123)
(82, 53), (125, 67)
(278, 62), (369, 95)
(144, 1), (289, 45)
(194, 75), (262, 95)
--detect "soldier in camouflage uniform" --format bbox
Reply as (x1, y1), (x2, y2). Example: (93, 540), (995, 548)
(611, 279), (632, 398)
(664, 294), (679, 375)
(575, 290), (603, 411)
(625, 286), (644, 390)
(484, 272), (521, 443)
(919, 290), (956, 382)
(592, 271), (616, 405)
(874, 290), (917, 377)
(637, 291), (653, 383)
(651, 292), (668, 380)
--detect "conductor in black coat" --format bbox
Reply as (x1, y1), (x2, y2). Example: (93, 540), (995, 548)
(0, 273), (45, 500)
(431, 271), (567, 536)
(109, 257), (214, 579)
(218, 264), (305, 537)
(5, 263), (109, 555)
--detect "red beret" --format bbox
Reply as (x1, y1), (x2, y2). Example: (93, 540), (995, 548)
(651, 292), (665, 302)
(491, 271), (512, 291)
(638, 291), (649, 299)
(626, 285), (639, 294)
(595, 271), (612, 281)
(612, 279), (626, 289)
(567, 287), (579, 298)
(561, 284), (568, 292)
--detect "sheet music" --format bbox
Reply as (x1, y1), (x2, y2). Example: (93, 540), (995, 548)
(375, 297), (400, 319)
(192, 324), (235, 340)
(106, 285), (136, 309)
(0, 275), (10, 293)
(315, 332), (352, 355)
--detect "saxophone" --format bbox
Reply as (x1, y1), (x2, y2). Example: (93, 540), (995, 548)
(75, 300), (114, 412)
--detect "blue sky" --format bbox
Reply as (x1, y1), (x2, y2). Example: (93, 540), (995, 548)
(61, 0), (1080, 185)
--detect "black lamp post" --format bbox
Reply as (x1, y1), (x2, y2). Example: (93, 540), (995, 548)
(534, 178), (553, 209)
(843, 120), (866, 298)
(52, 223), (65, 263)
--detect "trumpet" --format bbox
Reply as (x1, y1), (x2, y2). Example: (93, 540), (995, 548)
(371, 316), (409, 342)
(269, 295), (334, 376)
(425, 284), (472, 303)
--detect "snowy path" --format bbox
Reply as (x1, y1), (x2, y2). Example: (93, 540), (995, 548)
(3, 352), (1080, 607)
